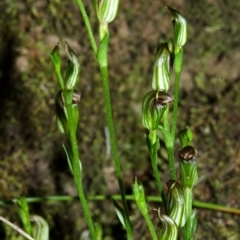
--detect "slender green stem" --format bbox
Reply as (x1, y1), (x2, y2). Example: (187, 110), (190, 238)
(150, 150), (161, 192)
(2, 195), (240, 215)
(163, 49), (183, 180)
(159, 127), (177, 180)
(75, 0), (98, 55)
(171, 49), (183, 139)
(64, 91), (97, 240)
(141, 211), (158, 240)
(149, 131), (167, 212)
(165, 141), (176, 180)
(74, 1), (131, 237)
(171, 73), (180, 139)
(192, 200), (240, 213)
(99, 65), (132, 239)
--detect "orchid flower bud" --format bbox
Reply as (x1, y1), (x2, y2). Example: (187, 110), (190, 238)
(65, 42), (80, 90)
(132, 178), (148, 214)
(166, 180), (186, 227)
(142, 91), (173, 130)
(167, 6), (187, 51)
(179, 146), (198, 189)
(133, 178), (157, 239)
(95, 0), (119, 24)
(51, 43), (80, 90)
(178, 127), (193, 148)
(152, 42), (172, 91)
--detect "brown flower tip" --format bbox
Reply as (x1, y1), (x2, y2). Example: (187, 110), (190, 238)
(60, 89), (81, 106)
(151, 91), (173, 112)
(178, 145), (197, 162)
(72, 89), (81, 105)
(166, 179), (179, 191)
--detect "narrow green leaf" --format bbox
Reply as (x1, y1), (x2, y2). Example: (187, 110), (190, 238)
(63, 142), (82, 174)
(190, 209), (197, 237)
(97, 32), (110, 67)
(158, 126), (173, 150)
(112, 199), (126, 229)
(62, 143), (73, 174)
(55, 90), (68, 135)
(178, 127), (193, 148)
(95, 221), (103, 240)
(50, 43), (61, 73)
(50, 43), (64, 90)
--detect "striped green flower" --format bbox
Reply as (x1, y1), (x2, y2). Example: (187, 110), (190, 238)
(179, 146), (198, 189)
(167, 6), (187, 50)
(156, 209), (178, 240)
(96, 0), (119, 23)
(152, 42), (172, 91)
(31, 215), (49, 240)
(65, 42), (80, 90)
(142, 91), (173, 130)
(166, 180), (186, 227)
(132, 178), (148, 212)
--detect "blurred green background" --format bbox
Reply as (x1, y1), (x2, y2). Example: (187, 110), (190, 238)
(0, 0), (240, 239)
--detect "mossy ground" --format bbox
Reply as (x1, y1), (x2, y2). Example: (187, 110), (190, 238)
(0, 0), (240, 239)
